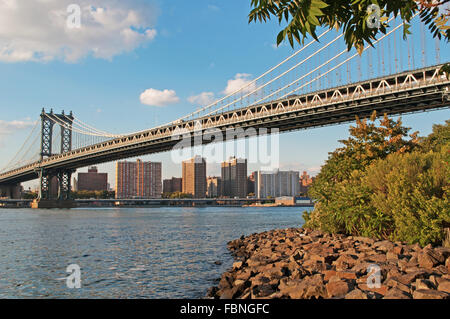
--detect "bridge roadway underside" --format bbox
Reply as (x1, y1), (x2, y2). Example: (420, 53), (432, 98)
(1, 82), (449, 186)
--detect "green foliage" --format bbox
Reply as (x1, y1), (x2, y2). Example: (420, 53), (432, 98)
(249, 0), (450, 73)
(420, 120), (450, 152)
(71, 190), (115, 199)
(304, 113), (450, 246)
(162, 192), (193, 199)
(249, 0), (449, 50)
(22, 191), (38, 199)
(364, 148), (449, 246)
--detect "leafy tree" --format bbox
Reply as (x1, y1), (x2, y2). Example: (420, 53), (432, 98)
(308, 111), (418, 194)
(304, 115), (450, 246)
(420, 119), (450, 152)
(305, 111), (418, 235)
(249, 0), (450, 75)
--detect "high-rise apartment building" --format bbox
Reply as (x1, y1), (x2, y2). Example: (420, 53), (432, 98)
(182, 156), (206, 198)
(221, 157), (248, 198)
(116, 160), (162, 199)
(136, 160), (162, 198)
(247, 171), (257, 196)
(256, 170), (299, 198)
(116, 161), (137, 199)
(207, 177), (221, 198)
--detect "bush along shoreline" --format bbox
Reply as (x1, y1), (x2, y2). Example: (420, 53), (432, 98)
(304, 114), (449, 247)
(206, 228), (450, 299)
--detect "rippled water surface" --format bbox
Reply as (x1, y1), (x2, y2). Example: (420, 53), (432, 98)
(0, 206), (307, 298)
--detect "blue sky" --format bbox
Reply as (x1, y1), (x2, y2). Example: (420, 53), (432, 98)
(0, 0), (449, 190)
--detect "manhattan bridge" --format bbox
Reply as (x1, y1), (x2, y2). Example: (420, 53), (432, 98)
(0, 16), (449, 207)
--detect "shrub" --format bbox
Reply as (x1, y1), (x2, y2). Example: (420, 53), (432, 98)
(364, 148), (449, 246)
(304, 115), (449, 246)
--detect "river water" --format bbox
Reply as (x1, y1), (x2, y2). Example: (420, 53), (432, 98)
(0, 206), (308, 298)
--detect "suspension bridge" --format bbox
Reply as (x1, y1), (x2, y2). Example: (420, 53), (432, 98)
(0, 16), (449, 208)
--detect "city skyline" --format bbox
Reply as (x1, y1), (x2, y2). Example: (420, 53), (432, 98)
(71, 156), (316, 198)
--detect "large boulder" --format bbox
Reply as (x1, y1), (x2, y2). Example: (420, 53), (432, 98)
(437, 280), (450, 294)
(326, 280), (351, 298)
(413, 289), (450, 299)
(418, 248), (445, 269)
(383, 287), (411, 299)
(344, 289), (368, 299)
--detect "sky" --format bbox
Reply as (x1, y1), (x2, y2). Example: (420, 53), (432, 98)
(0, 0), (449, 190)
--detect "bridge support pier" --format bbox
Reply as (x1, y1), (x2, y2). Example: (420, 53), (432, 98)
(31, 108), (76, 209)
(0, 183), (22, 199)
(32, 168), (76, 209)
(31, 199), (76, 209)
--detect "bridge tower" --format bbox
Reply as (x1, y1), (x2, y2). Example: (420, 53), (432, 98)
(33, 108), (75, 208)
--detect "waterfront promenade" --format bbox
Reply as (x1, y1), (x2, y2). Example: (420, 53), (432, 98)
(0, 197), (315, 208)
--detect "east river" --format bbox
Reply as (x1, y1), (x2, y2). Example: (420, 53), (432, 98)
(0, 206), (308, 298)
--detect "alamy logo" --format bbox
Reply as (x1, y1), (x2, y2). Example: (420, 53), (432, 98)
(170, 125), (280, 170)
(366, 264), (381, 288)
(367, 4), (381, 29)
(66, 264), (81, 289)
(67, 4), (81, 29)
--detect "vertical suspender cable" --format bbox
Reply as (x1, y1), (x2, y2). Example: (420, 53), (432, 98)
(394, 29), (399, 73)
(435, 37), (440, 64)
(421, 22), (426, 67)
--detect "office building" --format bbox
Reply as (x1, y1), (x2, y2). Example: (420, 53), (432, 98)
(163, 177), (182, 194)
(76, 166), (108, 191)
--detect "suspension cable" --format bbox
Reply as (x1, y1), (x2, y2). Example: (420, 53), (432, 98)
(68, 115), (124, 138)
(0, 120), (39, 172)
(200, 33), (345, 117)
(46, 114), (115, 137)
(169, 29), (332, 123)
(235, 15), (408, 110)
(277, 15), (416, 101)
(205, 16), (399, 117)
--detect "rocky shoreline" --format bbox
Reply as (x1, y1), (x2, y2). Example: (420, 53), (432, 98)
(206, 228), (450, 299)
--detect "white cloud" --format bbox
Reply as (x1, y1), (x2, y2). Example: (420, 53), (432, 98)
(140, 88), (180, 107)
(0, 0), (158, 63)
(207, 5), (220, 12)
(0, 120), (34, 144)
(223, 73), (256, 95)
(188, 92), (216, 106)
